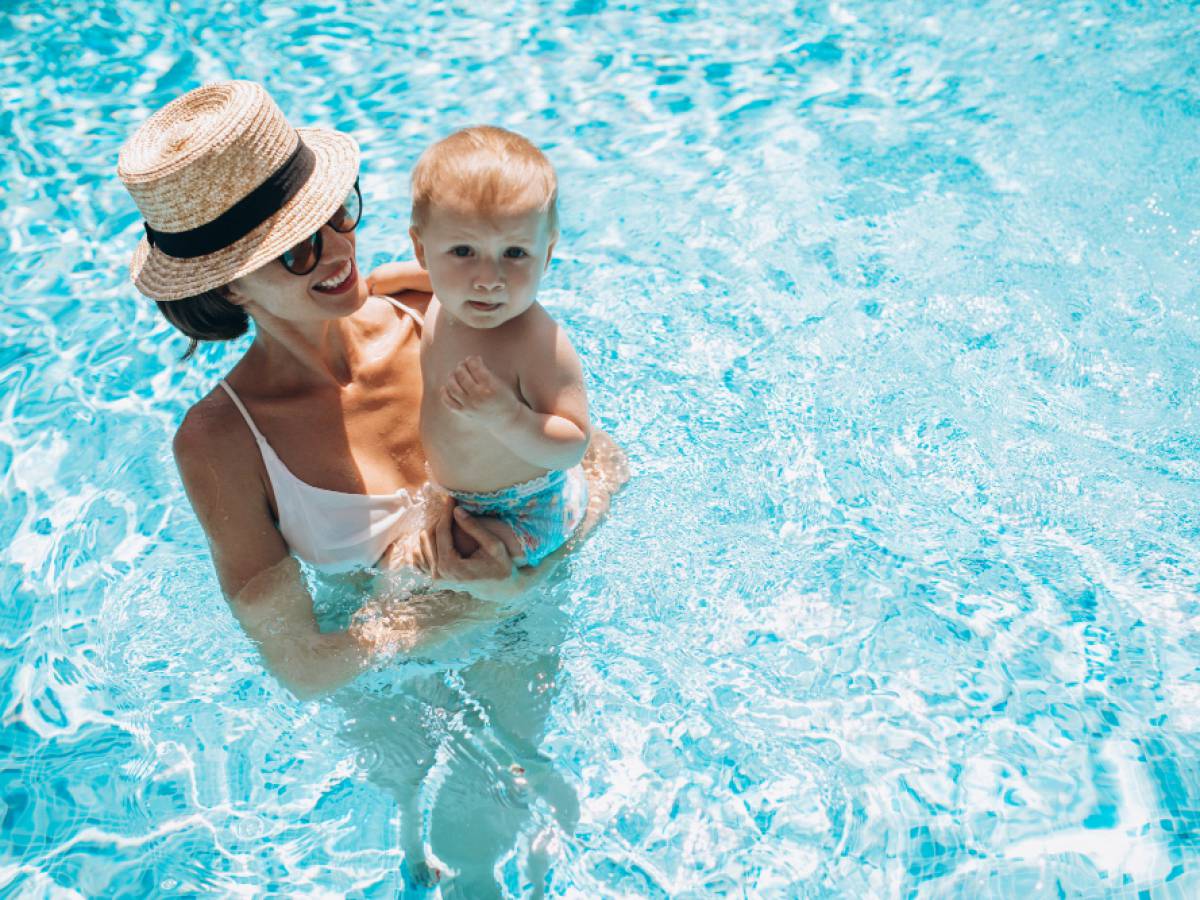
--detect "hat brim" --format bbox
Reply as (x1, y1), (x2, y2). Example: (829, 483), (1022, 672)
(130, 127), (360, 302)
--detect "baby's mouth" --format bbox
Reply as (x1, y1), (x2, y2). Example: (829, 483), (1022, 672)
(467, 300), (502, 311)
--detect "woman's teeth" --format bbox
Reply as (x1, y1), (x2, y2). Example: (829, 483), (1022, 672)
(316, 261), (353, 290)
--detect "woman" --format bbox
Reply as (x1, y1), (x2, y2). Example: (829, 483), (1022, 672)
(118, 81), (627, 701)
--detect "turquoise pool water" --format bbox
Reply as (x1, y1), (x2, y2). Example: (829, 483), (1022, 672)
(3, 0), (1200, 896)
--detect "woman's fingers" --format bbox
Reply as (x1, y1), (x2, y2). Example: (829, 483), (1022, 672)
(365, 262), (402, 293)
(397, 534), (415, 569)
(433, 500), (457, 571)
(452, 508), (511, 568)
(418, 527), (437, 579)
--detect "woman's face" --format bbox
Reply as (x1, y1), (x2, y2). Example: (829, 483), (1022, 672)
(224, 224), (367, 324)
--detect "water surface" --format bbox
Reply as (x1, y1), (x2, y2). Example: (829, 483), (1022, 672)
(2, 0), (1199, 896)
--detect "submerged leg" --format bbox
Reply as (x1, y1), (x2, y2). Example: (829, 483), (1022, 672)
(334, 677), (450, 888)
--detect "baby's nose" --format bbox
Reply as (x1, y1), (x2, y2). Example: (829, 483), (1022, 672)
(473, 270), (505, 292)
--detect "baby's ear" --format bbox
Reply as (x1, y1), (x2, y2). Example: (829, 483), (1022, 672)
(409, 226), (427, 268)
(544, 236), (557, 271)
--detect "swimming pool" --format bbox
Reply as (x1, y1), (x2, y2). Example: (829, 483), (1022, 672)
(3, 0), (1199, 895)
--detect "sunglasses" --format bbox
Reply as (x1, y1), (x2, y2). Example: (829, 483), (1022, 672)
(278, 179), (363, 275)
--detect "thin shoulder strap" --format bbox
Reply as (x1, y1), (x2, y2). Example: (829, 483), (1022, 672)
(381, 294), (425, 327)
(218, 380), (268, 445)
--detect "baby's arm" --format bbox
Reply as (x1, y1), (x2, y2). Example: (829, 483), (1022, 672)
(366, 260), (432, 295)
(442, 326), (590, 471)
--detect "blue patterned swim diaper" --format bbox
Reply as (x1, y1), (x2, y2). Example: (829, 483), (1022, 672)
(448, 464), (589, 567)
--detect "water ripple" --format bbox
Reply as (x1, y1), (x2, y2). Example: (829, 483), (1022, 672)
(3, 0), (1200, 895)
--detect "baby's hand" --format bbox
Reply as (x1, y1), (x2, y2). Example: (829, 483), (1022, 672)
(441, 356), (521, 429)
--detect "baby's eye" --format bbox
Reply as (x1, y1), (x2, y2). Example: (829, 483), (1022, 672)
(503, 247), (529, 259)
(450, 246), (472, 257)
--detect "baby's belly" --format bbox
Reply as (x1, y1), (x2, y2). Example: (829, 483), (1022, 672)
(421, 408), (548, 493)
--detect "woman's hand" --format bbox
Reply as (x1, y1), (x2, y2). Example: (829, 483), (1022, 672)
(377, 495), (522, 605)
(416, 500), (516, 581)
(380, 493), (516, 582)
(382, 431), (630, 603)
(366, 259), (432, 295)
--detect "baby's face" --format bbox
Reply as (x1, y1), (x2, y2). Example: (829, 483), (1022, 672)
(412, 202), (555, 329)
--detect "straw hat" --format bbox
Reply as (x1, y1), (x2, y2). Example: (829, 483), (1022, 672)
(118, 81), (359, 301)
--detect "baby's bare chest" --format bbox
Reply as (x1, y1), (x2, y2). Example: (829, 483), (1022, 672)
(420, 320), (525, 399)
(417, 316), (541, 484)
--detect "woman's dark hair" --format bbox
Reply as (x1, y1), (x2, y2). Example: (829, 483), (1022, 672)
(155, 289), (249, 360)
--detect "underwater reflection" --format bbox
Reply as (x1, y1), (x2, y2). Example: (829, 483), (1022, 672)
(321, 576), (578, 900)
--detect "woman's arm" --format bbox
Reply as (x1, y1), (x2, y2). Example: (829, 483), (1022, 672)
(223, 555), (381, 699)
(228, 556), (504, 697)
(174, 396), (494, 700)
(366, 260), (432, 295)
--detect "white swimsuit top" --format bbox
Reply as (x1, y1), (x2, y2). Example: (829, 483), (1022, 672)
(218, 297), (428, 572)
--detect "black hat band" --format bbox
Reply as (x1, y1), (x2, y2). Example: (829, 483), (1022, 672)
(143, 139), (316, 260)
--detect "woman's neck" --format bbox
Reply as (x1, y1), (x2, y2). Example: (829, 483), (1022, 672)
(244, 314), (367, 391)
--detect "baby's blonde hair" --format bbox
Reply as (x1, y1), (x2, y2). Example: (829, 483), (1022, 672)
(410, 125), (558, 234)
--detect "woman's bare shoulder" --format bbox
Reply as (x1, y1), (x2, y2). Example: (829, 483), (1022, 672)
(173, 385), (257, 481)
(172, 385), (288, 596)
(384, 289), (433, 320)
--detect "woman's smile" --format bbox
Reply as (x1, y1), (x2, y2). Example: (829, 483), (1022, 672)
(313, 259), (357, 294)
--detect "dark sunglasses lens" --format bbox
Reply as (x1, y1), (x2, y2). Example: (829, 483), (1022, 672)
(281, 232), (321, 275)
(330, 182), (362, 233)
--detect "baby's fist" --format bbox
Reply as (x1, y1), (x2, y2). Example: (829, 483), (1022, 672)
(441, 356), (519, 427)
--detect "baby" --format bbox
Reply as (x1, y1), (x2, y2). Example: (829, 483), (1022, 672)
(371, 126), (591, 569)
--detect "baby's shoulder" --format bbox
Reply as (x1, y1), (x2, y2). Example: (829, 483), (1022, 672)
(502, 304), (570, 362)
(510, 304), (582, 378)
(512, 301), (564, 339)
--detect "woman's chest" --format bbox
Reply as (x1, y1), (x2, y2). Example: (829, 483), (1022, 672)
(248, 355), (427, 495)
